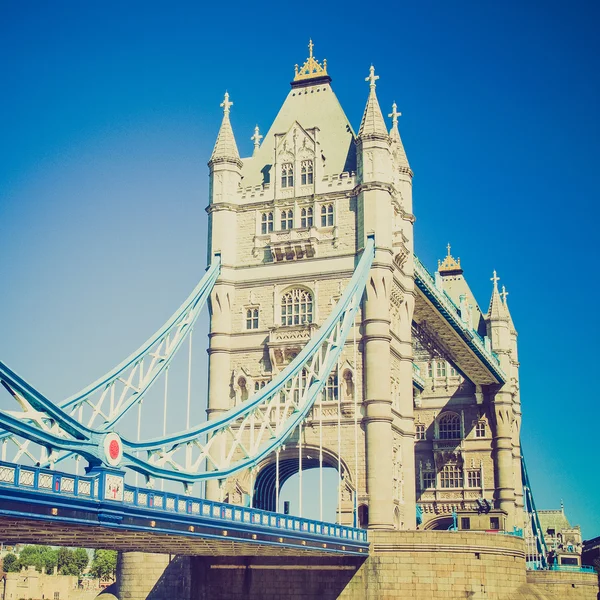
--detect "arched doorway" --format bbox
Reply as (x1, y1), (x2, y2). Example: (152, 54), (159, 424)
(252, 445), (353, 519)
(423, 515), (454, 530)
(358, 504), (369, 528)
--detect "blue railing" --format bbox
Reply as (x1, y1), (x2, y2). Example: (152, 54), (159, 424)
(0, 461), (367, 545)
(530, 563), (596, 574)
(413, 255), (506, 383)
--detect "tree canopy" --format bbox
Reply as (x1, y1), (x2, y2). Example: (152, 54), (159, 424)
(90, 549), (117, 582)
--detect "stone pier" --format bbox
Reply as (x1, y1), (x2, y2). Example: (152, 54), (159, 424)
(111, 531), (600, 599)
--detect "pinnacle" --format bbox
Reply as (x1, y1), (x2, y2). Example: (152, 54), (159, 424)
(358, 66), (388, 139)
(487, 271), (508, 322)
(210, 92), (241, 163)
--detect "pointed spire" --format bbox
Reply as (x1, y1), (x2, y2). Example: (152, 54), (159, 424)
(487, 271), (508, 321)
(251, 125), (263, 156)
(501, 285), (516, 332)
(210, 92), (241, 164)
(388, 102), (410, 169)
(437, 243), (463, 276)
(358, 66), (388, 139)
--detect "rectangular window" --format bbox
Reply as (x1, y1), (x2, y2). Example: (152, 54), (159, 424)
(422, 471), (435, 489)
(427, 362), (433, 378)
(475, 421), (486, 438)
(261, 212), (274, 234)
(301, 160), (313, 185)
(450, 366), (458, 377)
(320, 204), (334, 227)
(415, 424), (425, 440)
(254, 380), (268, 392)
(300, 207), (313, 228)
(436, 361), (447, 377)
(281, 209), (293, 230)
(322, 372), (338, 402)
(467, 470), (481, 488)
(281, 163), (294, 188)
(461, 517), (471, 530)
(246, 308), (259, 330)
(440, 464), (461, 488)
(489, 516), (500, 530)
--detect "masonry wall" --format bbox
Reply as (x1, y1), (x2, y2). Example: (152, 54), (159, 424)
(110, 531), (600, 600)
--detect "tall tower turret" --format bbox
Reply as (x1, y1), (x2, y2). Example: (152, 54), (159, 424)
(486, 272), (516, 527)
(502, 286), (524, 527)
(357, 68), (416, 529)
(206, 93), (242, 500)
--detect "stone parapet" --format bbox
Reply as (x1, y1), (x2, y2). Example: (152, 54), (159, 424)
(524, 569), (599, 599)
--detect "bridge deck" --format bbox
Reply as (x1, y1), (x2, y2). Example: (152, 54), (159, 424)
(0, 462), (368, 557)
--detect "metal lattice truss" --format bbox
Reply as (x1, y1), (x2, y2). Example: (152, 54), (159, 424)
(0, 239), (374, 485)
(521, 451), (548, 569)
(0, 259), (221, 468)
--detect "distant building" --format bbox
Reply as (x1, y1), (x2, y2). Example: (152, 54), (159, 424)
(582, 535), (600, 568)
(538, 504), (583, 567)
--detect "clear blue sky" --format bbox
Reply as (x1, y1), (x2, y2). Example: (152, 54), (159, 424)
(0, 1), (598, 537)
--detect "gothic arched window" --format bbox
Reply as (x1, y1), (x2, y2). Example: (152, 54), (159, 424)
(281, 163), (293, 188)
(321, 203), (334, 226)
(281, 288), (313, 326)
(300, 207), (313, 228)
(301, 160), (313, 185)
(438, 413), (461, 440)
(281, 209), (293, 230)
(261, 212), (273, 234)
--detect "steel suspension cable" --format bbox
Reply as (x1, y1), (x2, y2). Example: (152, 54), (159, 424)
(161, 368), (169, 491)
(276, 448), (280, 513)
(319, 381), (323, 521)
(353, 314), (359, 528)
(337, 359), (342, 525)
(298, 420), (303, 518)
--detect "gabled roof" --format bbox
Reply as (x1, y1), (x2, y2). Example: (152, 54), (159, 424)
(241, 81), (356, 187)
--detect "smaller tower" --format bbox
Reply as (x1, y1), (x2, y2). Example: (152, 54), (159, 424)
(206, 93), (243, 501)
(486, 271), (516, 527)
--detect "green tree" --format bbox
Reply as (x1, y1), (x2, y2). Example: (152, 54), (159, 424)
(17, 545), (46, 572)
(42, 548), (58, 574)
(57, 547), (79, 576)
(90, 549), (117, 582)
(73, 548), (89, 574)
(2, 553), (19, 572)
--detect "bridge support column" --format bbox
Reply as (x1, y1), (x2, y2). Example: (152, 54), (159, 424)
(115, 552), (190, 600)
(363, 261), (394, 530)
(492, 394), (516, 529)
(205, 283), (234, 501)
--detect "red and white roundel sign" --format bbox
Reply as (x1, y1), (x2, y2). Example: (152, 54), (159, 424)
(103, 432), (123, 467)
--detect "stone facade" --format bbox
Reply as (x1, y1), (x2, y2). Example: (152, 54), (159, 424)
(205, 45), (415, 530)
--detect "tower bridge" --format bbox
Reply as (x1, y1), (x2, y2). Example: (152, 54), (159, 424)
(0, 42), (596, 600)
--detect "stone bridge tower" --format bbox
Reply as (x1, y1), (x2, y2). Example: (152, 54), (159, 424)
(206, 43), (416, 529)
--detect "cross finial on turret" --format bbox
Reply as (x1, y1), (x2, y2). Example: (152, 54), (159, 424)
(388, 102), (401, 126)
(366, 65), (379, 89)
(220, 92), (233, 116)
(308, 39), (314, 59)
(251, 125), (263, 154)
(446, 243), (451, 257)
(491, 270), (500, 289)
(500, 285), (508, 303)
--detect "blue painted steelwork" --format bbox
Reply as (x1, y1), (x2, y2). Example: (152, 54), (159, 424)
(412, 363), (425, 391)
(0, 460), (368, 555)
(521, 451), (549, 569)
(413, 255), (506, 384)
(0, 239), (375, 486)
(0, 258), (221, 467)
